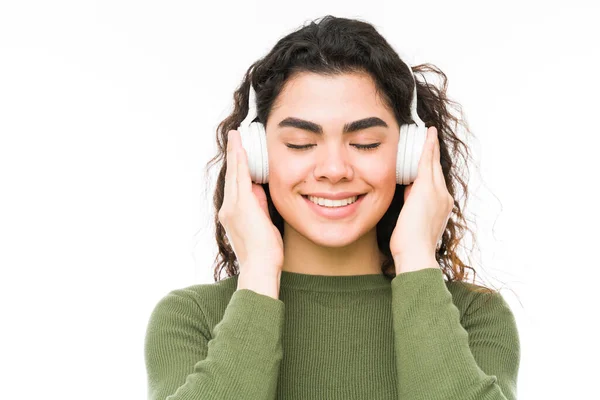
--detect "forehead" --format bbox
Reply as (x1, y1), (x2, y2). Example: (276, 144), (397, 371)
(270, 72), (391, 116)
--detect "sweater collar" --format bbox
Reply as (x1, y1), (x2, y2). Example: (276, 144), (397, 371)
(279, 270), (392, 292)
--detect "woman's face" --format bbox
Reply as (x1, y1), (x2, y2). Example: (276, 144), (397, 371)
(264, 72), (400, 247)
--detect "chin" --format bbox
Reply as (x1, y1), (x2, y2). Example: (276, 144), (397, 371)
(299, 226), (365, 248)
(286, 208), (375, 249)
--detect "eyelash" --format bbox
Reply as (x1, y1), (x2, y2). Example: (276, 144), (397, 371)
(286, 143), (381, 151)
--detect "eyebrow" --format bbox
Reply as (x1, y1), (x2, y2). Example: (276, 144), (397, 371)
(277, 116), (389, 135)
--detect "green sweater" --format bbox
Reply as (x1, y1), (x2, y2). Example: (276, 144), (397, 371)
(144, 267), (520, 399)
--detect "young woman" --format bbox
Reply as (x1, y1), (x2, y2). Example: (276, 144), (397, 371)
(145, 15), (520, 400)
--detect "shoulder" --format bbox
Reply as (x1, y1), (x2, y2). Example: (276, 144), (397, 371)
(445, 279), (512, 311)
(171, 274), (239, 304)
(446, 279), (519, 338)
(147, 274), (240, 331)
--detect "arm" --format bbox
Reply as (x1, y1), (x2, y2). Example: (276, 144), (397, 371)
(391, 268), (520, 400)
(144, 287), (285, 400)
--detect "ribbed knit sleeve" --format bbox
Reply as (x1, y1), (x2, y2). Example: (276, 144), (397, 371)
(391, 267), (520, 400)
(144, 288), (285, 400)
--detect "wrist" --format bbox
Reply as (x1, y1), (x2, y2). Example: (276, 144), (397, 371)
(237, 268), (281, 299)
(393, 255), (439, 274)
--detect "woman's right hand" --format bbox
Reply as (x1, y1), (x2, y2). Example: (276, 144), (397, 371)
(218, 129), (284, 283)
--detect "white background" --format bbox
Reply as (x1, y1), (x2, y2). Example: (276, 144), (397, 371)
(1, 1), (598, 399)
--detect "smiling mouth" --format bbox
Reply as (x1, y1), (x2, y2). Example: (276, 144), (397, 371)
(301, 193), (366, 202)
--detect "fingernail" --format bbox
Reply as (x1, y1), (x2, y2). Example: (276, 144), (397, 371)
(430, 127), (437, 139)
(227, 130), (234, 150)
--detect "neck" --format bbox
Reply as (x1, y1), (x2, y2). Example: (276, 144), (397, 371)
(281, 222), (385, 276)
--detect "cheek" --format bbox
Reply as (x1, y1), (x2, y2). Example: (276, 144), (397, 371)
(268, 145), (309, 186)
(363, 151), (398, 210)
(268, 156), (305, 189)
(266, 156), (305, 213)
(362, 152), (397, 188)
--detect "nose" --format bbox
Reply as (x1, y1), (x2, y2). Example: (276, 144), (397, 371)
(312, 142), (355, 182)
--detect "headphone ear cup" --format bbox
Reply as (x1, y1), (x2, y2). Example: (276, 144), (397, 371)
(397, 123), (428, 185)
(397, 124), (409, 185)
(254, 122), (269, 183)
(242, 122), (269, 184)
(237, 124), (256, 183)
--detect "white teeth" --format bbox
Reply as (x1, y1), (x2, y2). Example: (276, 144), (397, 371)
(307, 195), (359, 207)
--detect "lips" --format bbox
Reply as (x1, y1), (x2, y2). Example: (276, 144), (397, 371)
(301, 192), (365, 200)
(301, 193), (366, 207)
(301, 193), (365, 199)
(302, 192), (366, 218)
(301, 194), (365, 201)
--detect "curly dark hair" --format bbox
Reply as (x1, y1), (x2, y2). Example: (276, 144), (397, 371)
(203, 15), (498, 295)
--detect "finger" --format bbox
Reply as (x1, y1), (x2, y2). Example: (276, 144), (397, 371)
(236, 138), (253, 200)
(430, 126), (446, 190)
(403, 183), (413, 203)
(224, 130), (238, 202)
(417, 126), (435, 182)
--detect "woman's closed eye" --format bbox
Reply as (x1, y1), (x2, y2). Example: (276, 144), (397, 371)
(286, 143), (381, 151)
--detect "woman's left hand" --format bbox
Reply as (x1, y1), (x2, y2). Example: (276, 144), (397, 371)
(390, 126), (454, 273)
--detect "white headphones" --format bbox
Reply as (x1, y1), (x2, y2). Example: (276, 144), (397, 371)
(236, 68), (427, 185)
